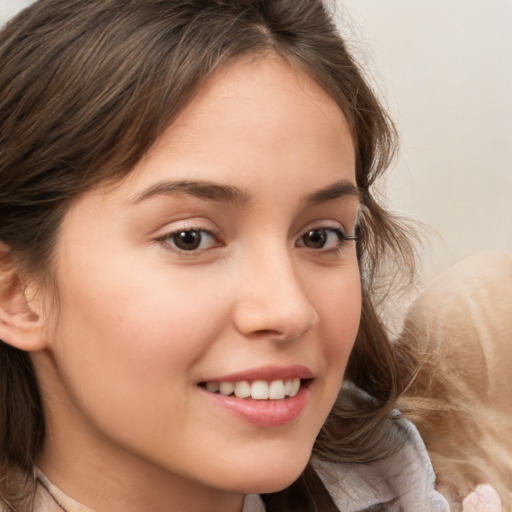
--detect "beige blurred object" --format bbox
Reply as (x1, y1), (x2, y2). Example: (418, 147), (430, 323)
(397, 252), (512, 511)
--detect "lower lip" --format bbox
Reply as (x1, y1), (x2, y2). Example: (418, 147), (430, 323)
(200, 382), (310, 428)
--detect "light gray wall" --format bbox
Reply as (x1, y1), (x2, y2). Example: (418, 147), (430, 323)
(0, 0), (33, 23)
(337, 0), (512, 279)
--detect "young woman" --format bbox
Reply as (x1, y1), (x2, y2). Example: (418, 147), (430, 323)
(0, 1), (504, 511)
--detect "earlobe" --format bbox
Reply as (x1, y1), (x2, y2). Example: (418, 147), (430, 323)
(0, 244), (48, 352)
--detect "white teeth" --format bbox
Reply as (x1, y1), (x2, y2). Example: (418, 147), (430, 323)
(268, 380), (286, 400)
(251, 380), (269, 400)
(289, 378), (300, 397)
(219, 382), (234, 396)
(234, 381), (251, 399)
(206, 382), (220, 393)
(204, 378), (303, 400)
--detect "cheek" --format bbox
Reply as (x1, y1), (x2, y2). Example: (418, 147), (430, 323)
(49, 258), (230, 416)
(44, 261), (241, 478)
(316, 264), (362, 357)
(304, 262), (361, 419)
(316, 265), (361, 412)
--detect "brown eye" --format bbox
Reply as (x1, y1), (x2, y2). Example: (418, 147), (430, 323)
(165, 229), (218, 252)
(302, 229), (329, 249)
(173, 230), (202, 250)
(297, 226), (355, 251)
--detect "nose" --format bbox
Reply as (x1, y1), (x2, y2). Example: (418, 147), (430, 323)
(232, 248), (319, 342)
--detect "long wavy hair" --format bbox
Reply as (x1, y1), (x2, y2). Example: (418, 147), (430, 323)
(0, 1), (417, 510)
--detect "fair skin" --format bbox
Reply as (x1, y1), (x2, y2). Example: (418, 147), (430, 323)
(26, 55), (361, 512)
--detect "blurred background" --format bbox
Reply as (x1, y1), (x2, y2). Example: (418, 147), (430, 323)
(335, 0), (512, 281)
(1, 0), (511, 283)
(0, 0), (32, 21)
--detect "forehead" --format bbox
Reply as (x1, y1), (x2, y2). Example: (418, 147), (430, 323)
(85, 53), (356, 215)
(127, 53), (354, 182)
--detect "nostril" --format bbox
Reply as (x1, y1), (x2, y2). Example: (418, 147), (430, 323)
(249, 328), (302, 343)
(253, 329), (281, 336)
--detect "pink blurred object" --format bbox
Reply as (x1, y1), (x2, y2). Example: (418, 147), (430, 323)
(462, 484), (502, 512)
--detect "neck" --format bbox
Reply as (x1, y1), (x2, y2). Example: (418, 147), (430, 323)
(37, 450), (245, 512)
(37, 410), (244, 511)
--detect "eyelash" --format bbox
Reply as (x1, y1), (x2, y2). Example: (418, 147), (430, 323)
(157, 226), (222, 254)
(296, 226), (358, 253)
(157, 224), (358, 255)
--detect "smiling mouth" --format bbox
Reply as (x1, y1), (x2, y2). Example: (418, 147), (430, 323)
(199, 378), (310, 400)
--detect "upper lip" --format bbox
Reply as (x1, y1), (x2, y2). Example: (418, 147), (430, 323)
(199, 364), (314, 383)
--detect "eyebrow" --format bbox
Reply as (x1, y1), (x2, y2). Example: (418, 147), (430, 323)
(127, 178), (360, 207)
(128, 179), (251, 207)
(305, 179), (361, 205)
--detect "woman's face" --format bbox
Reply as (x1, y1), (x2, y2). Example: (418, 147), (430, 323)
(34, 55), (361, 510)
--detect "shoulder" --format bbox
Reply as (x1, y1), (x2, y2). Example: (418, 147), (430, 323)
(312, 416), (449, 511)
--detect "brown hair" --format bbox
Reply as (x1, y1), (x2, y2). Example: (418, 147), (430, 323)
(0, 1), (416, 510)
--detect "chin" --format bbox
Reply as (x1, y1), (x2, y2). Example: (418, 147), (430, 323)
(219, 448), (311, 495)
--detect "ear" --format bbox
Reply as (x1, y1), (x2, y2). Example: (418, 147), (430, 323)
(0, 243), (48, 352)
